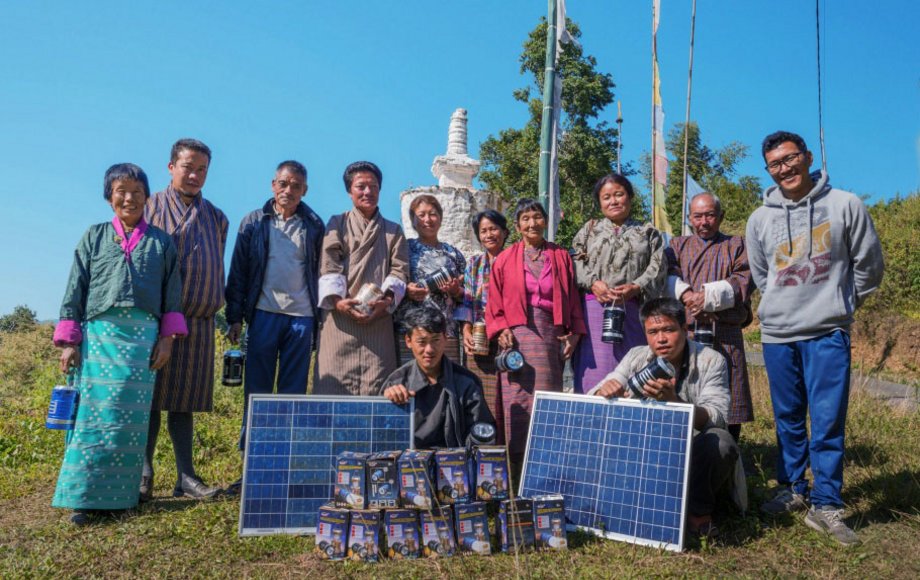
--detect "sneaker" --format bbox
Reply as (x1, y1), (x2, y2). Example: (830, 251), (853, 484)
(805, 506), (860, 546)
(760, 487), (809, 515)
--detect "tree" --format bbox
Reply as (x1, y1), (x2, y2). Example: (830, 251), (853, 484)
(663, 122), (762, 235)
(0, 305), (38, 333)
(479, 18), (644, 246)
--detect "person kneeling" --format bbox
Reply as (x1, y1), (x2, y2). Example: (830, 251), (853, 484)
(589, 297), (739, 537)
(381, 305), (496, 449)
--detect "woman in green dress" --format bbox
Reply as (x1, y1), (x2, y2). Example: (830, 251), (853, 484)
(52, 163), (188, 525)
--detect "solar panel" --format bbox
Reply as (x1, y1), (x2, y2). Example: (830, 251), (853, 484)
(519, 392), (694, 552)
(238, 395), (413, 537)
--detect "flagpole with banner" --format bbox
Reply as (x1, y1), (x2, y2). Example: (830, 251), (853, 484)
(651, 0), (672, 235)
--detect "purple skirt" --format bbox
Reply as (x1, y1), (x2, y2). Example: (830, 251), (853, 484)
(572, 294), (646, 394)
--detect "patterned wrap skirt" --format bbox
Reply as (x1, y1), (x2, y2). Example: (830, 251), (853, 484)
(572, 295), (646, 394)
(693, 323), (754, 424)
(52, 307), (158, 510)
(151, 315), (215, 412)
(502, 306), (564, 460)
(463, 337), (505, 445)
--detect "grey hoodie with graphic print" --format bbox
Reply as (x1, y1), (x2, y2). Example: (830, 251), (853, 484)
(745, 170), (884, 343)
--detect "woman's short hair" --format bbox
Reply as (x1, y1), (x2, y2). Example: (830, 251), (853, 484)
(471, 209), (509, 243)
(343, 161), (383, 191)
(513, 198), (548, 224)
(592, 173), (635, 204)
(104, 163), (150, 201)
(403, 304), (447, 337)
(639, 297), (687, 328)
(409, 195), (443, 227)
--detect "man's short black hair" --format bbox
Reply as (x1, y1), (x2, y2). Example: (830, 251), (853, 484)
(343, 161), (383, 191)
(276, 160), (307, 180)
(104, 163), (150, 201)
(403, 304), (447, 337)
(471, 209), (509, 243)
(640, 297), (687, 328)
(170, 138), (212, 164)
(761, 131), (808, 159)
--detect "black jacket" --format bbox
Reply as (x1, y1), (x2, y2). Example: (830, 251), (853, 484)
(382, 357), (496, 449)
(225, 198), (325, 327)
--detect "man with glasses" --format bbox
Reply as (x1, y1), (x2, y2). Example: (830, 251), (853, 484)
(746, 131), (883, 545)
(666, 192), (754, 444)
(225, 160), (325, 492)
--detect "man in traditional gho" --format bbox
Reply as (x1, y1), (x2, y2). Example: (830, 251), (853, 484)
(313, 161), (409, 395)
(142, 138), (228, 500)
(666, 191), (754, 442)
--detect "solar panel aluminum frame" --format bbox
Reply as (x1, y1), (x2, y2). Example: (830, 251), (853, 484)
(238, 394), (414, 537)
(519, 391), (694, 552)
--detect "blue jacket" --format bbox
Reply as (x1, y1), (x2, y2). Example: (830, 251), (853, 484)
(225, 198), (325, 327)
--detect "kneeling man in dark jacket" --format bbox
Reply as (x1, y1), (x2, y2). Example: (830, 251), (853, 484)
(381, 305), (496, 448)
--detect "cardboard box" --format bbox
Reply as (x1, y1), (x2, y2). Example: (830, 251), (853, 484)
(397, 450), (436, 509)
(315, 504), (350, 561)
(498, 499), (535, 552)
(347, 509), (382, 563)
(420, 506), (457, 557)
(473, 446), (509, 501)
(454, 502), (491, 555)
(334, 451), (369, 509)
(532, 495), (568, 550)
(435, 448), (472, 505)
(367, 450), (402, 509)
(384, 509), (421, 560)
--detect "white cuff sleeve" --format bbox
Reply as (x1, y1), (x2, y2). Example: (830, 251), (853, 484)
(318, 274), (347, 310)
(667, 275), (691, 300)
(381, 276), (406, 313)
(702, 280), (735, 312)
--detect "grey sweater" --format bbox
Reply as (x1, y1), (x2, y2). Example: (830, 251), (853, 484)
(745, 170), (884, 343)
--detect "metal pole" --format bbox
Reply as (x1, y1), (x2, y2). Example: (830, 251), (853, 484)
(650, 1), (657, 229)
(681, 0), (697, 236)
(616, 100), (623, 174)
(538, 0), (558, 216)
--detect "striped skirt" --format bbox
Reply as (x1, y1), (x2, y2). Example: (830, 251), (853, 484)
(52, 307), (158, 510)
(572, 295), (646, 394)
(151, 315), (215, 412)
(502, 306), (565, 460)
(464, 338), (505, 445)
(693, 324), (754, 424)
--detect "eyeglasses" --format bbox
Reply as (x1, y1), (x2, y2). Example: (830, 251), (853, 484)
(765, 151), (804, 172)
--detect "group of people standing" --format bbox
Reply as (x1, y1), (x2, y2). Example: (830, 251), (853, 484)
(52, 130), (883, 547)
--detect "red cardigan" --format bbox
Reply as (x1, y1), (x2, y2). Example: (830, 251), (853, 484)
(486, 241), (586, 339)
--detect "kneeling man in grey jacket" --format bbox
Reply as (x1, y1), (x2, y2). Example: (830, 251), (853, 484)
(590, 297), (738, 537)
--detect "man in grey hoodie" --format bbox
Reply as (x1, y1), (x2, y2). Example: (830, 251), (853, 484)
(746, 131), (883, 546)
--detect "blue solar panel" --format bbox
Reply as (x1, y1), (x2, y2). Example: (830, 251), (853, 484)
(519, 392), (694, 552)
(238, 395), (413, 536)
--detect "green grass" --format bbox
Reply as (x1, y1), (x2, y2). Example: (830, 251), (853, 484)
(2, 325), (920, 579)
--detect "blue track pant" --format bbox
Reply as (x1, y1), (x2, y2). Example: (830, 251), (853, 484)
(762, 329), (851, 508)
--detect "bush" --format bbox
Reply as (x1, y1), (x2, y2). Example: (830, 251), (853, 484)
(0, 305), (38, 334)
(862, 193), (920, 318)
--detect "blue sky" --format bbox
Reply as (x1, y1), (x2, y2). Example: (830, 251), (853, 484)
(1, 1), (917, 320)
